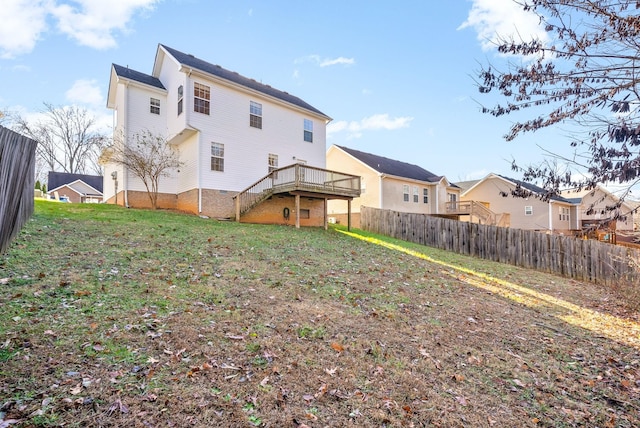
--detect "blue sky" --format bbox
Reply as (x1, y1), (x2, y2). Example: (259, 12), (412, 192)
(0, 0), (563, 183)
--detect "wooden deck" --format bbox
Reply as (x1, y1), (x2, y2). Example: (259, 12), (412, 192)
(234, 164), (361, 229)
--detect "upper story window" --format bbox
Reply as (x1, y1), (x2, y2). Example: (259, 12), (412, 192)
(559, 206), (570, 221)
(177, 85), (184, 116)
(268, 153), (278, 172)
(525, 206), (533, 216)
(403, 185), (410, 202)
(413, 186), (419, 203)
(194, 82), (210, 115)
(303, 119), (313, 142)
(423, 188), (429, 204)
(250, 101), (263, 129)
(211, 142), (224, 171)
(150, 98), (160, 115)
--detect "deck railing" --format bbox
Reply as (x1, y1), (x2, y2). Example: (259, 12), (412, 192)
(234, 163), (360, 219)
(446, 200), (497, 225)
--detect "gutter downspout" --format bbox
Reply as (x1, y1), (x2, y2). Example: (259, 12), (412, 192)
(184, 73), (202, 214)
(378, 173), (384, 208)
(548, 201), (554, 232)
(124, 81), (129, 207)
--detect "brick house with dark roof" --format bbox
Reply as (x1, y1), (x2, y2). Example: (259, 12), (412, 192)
(47, 172), (103, 203)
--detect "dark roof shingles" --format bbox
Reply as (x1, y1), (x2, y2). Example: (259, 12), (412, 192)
(113, 64), (165, 90)
(337, 145), (443, 183)
(497, 174), (572, 203)
(160, 45), (327, 118)
(48, 172), (103, 193)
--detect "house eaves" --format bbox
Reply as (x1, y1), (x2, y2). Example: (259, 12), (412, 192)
(493, 174), (574, 204)
(107, 64), (167, 109)
(335, 145), (443, 184)
(156, 44), (331, 122)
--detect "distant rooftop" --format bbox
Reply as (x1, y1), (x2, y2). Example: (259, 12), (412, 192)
(336, 145), (449, 184)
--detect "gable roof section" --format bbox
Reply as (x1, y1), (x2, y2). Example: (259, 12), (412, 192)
(112, 64), (165, 90)
(495, 174), (572, 204)
(455, 179), (480, 193)
(48, 172), (103, 194)
(336, 145), (445, 184)
(560, 185), (633, 210)
(108, 64), (166, 108)
(157, 44), (330, 120)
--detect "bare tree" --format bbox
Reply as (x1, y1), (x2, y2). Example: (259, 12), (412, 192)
(105, 130), (182, 209)
(476, 0), (640, 212)
(15, 103), (108, 176)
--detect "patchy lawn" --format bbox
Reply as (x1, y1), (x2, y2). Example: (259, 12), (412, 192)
(1, 201), (639, 427)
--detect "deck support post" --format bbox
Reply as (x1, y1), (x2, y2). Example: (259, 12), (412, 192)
(295, 194), (300, 229)
(348, 199), (352, 231)
(324, 198), (328, 230)
(235, 195), (240, 222)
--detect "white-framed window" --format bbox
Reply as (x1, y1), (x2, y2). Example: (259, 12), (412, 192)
(211, 142), (224, 171)
(268, 153), (278, 172)
(423, 188), (429, 204)
(303, 119), (313, 142)
(194, 82), (210, 115)
(559, 206), (570, 221)
(250, 101), (262, 129)
(525, 205), (533, 215)
(150, 98), (160, 114)
(177, 85), (184, 116)
(403, 184), (410, 202)
(413, 186), (419, 203)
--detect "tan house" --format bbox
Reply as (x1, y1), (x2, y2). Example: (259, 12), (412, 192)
(326, 145), (461, 228)
(460, 173), (577, 233)
(561, 185), (635, 231)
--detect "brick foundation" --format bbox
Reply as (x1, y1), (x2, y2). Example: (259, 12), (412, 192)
(241, 195), (326, 227)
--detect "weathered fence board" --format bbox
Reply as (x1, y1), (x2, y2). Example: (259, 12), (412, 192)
(0, 126), (38, 254)
(360, 206), (640, 286)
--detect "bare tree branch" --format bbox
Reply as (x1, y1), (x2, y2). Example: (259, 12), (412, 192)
(105, 130), (183, 209)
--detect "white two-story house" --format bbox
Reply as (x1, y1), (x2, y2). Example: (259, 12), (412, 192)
(104, 44), (359, 226)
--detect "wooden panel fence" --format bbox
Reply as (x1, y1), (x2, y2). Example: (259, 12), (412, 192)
(0, 126), (38, 254)
(360, 206), (640, 286)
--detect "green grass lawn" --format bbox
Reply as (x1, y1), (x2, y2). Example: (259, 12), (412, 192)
(1, 200), (638, 427)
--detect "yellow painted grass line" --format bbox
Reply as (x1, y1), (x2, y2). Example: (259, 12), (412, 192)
(340, 230), (640, 349)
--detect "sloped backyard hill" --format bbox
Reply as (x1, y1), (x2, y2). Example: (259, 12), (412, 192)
(1, 200), (639, 427)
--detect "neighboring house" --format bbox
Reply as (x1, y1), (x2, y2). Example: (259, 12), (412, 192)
(47, 172), (103, 203)
(326, 145), (461, 227)
(561, 185), (635, 231)
(460, 173), (577, 233)
(103, 44), (359, 227)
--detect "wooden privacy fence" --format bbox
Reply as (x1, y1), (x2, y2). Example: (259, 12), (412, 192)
(0, 126), (38, 254)
(360, 206), (640, 286)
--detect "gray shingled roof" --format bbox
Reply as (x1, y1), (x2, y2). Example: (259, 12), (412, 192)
(48, 172), (103, 193)
(160, 44), (328, 118)
(112, 64), (165, 90)
(337, 145), (445, 183)
(497, 174), (572, 203)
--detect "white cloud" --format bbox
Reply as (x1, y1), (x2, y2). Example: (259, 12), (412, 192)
(295, 54), (355, 68)
(51, 0), (159, 49)
(328, 113), (413, 140)
(65, 79), (104, 106)
(0, 0), (158, 56)
(0, 0), (50, 58)
(459, 0), (549, 52)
